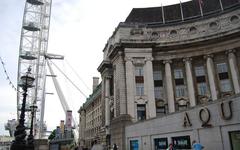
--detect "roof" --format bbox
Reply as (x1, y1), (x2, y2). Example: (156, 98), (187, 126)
(125, 0), (239, 24)
(82, 82), (102, 108)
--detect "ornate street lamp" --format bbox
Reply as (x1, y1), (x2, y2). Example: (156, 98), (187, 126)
(27, 105), (38, 149)
(11, 67), (35, 150)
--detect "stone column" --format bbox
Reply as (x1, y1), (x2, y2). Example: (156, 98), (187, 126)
(113, 65), (117, 117)
(163, 60), (175, 113)
(105, 76), (111, 134)
(183, 57), (196, 107)
(144, 57), (156, 118)
(205, 54), (218, 100)
(125, 57), (135, 120)
(227, 49), (240, 94)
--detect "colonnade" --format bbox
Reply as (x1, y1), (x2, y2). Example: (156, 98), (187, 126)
(103, 49), (240, 122)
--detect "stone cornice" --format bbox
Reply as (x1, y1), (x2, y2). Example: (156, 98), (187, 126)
(97, 60), (112, 73)
(117, 8), (240, 49)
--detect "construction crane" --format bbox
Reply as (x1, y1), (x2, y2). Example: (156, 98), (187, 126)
(45, 54), (79, 142)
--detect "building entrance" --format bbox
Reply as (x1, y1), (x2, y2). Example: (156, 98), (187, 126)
(229, 131), (240, 150)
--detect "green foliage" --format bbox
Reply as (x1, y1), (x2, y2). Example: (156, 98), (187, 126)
(48, 129), (56, 140)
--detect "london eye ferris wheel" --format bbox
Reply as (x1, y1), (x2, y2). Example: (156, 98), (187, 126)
(17, 0), (52, 138)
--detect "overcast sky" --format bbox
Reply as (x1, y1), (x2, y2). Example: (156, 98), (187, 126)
(0, 0), (190, 135)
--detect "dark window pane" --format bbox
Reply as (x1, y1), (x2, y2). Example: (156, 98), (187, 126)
(154, 80), (163, 87)
(172, 136), (191, 149)
(182, 1), (201, 19)
(196, 76), (206, 83)
(130, 140), (139, 150)
(201, 0), (221, 14)
(222, 0), (239, 9)
(219, 72), (229, 80)
(125, 7), (163, 23)
(164, 4), (182, 22)
(135, 76), (144, 83)
(137, 104), (146, 121)
(175, 78), (184, 85)
(154, 138), (168, 149)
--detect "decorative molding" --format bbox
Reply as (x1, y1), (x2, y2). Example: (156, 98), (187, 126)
(225, 49), (236, 55)
(176, 97), (189, 106)
(133, 58), (145, 65)
(134, 96), (147, 104)
(144, 57), (153, 62)
(183, 57), (192, 62)
(125, 56), (133, 62)
(163, 59), (172, 64)
(125, 9), (240, 47)
(105, 75), (112, 80)
(130, 28), (144, 35)
(203, 54), (214, 59)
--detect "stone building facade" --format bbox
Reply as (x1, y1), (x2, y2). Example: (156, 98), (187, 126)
(96, 0), (240, 149)
(78, 77), (106, 149)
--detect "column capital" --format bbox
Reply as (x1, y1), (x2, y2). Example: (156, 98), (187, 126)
(103, 75), (112, 79)
(225, 49), (236, 55)
(183, 57), (192, 62)
(118, 51), (123, 55)
(133, 58), (145, 65)
(204, 54), (214, 59)
(144, 57), (153, 62)
(125, 56), (133, 62)
(163, 59), (172, 64)
(105, 75), (112, 79)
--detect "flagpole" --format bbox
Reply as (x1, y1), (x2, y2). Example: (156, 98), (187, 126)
(161, 3), (165, 24)
(180, 0), (184, 21)
(198, 0), (203, 17)
(219, 0), (223, 11)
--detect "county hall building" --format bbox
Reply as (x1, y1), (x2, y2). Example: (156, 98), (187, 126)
(80, 0), (240, 149)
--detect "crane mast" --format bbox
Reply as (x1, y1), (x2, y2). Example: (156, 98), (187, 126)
(46, 58), (79, 142)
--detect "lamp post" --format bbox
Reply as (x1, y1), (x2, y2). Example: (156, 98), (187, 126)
(11, 67), (35, 150)
(27, 105), (38, 149)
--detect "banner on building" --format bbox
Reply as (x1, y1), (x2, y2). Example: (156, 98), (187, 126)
(65, 110), (72, 131)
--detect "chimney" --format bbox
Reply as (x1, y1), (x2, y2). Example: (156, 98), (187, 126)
(92, 77), (99, 92)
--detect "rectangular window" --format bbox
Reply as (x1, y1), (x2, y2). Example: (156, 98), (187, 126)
(174, 69), (184, 79)
(197, 82), (208, 95)
(153, 70), (162, 80)
(135, 76), (144, 83)
(220, 79), (232, 92)
(196, 76), (206, 83)
(137, 104), (146, 121)
(195, 66), (209, 97)
(195, 66), (205, 76)
(172, 135), (191, 149)
(216, 63), (232, 92)
(154, 138), (168, 150)
(195, 66), (206, 83)
(229, 130), (240, 150)
(135, 66), (144, 76)
(175, 85), (186, 97)
(130, 140), (139, 150)
(135, 66), (144, 96)
(136, 83), (144, 96)
(217, 63), (228, 73)
(154, 87), (164, 99)
(175, 79), (184, 85)
(174, 69), (186, 97)
(153, 70), (164, 99)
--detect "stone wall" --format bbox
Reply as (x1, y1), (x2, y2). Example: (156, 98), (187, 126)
(125, 96), (240, 150)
